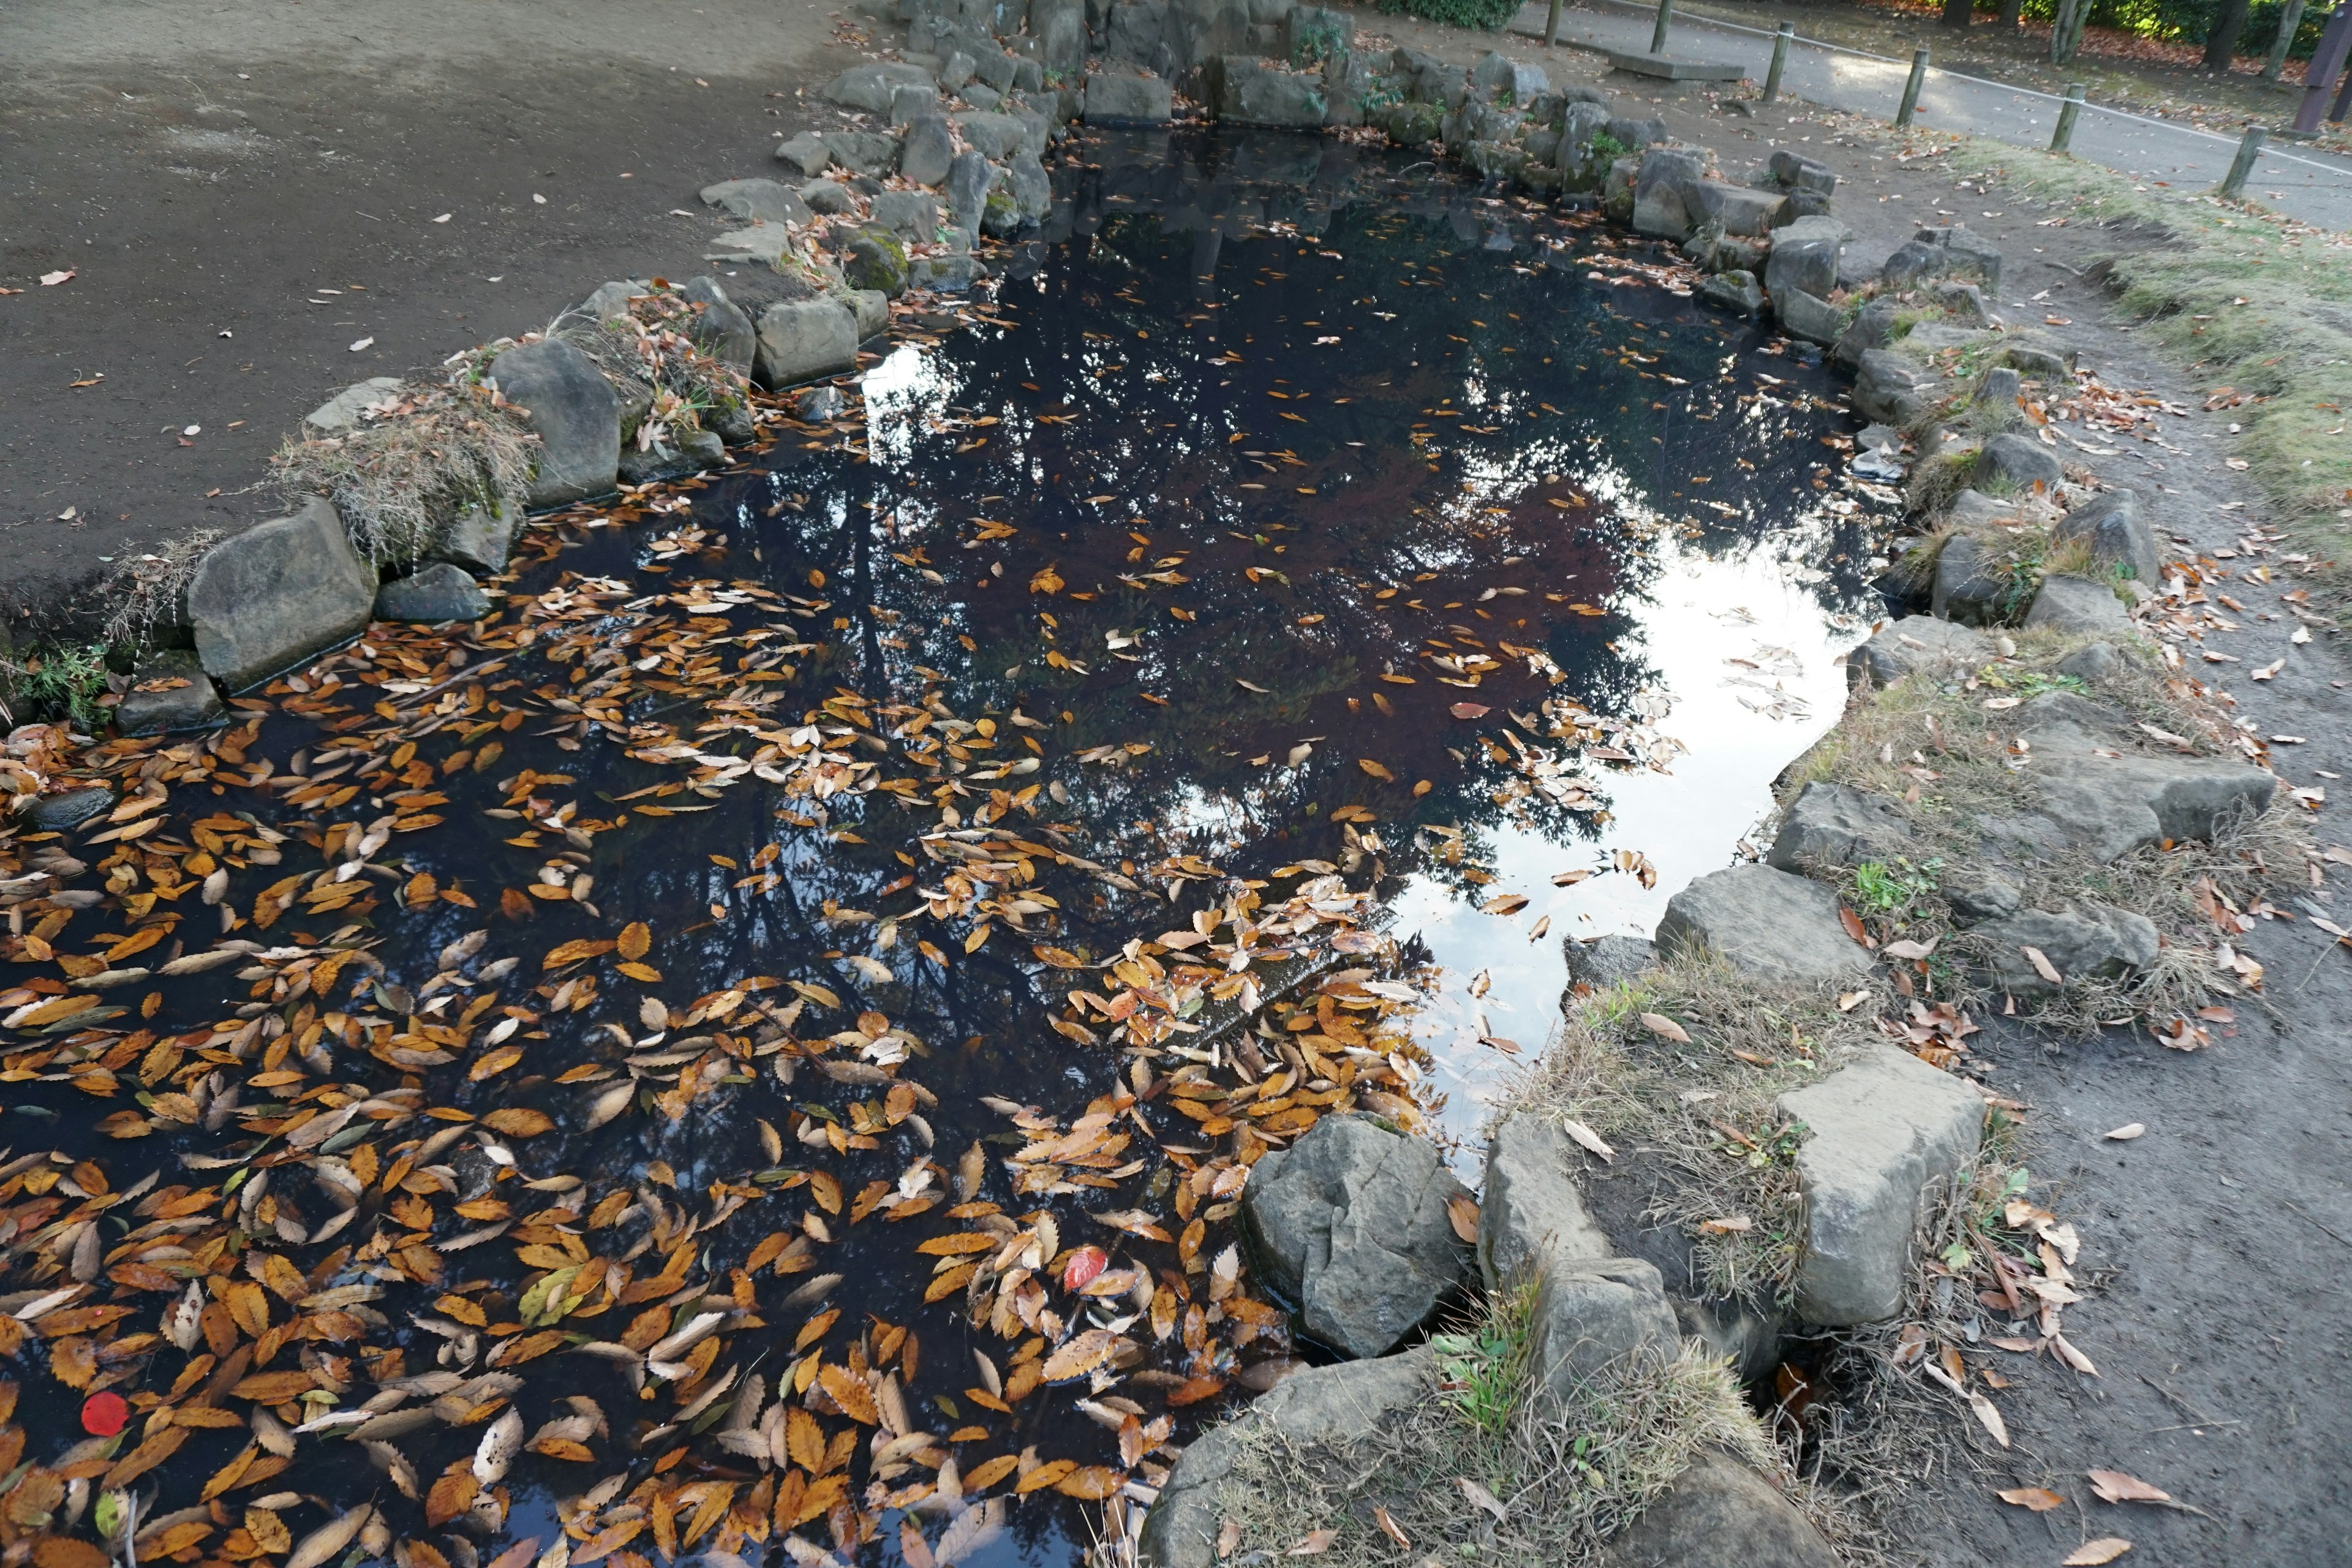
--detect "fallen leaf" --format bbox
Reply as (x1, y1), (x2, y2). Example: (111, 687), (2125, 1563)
(1997, 1487), (2066, 1512)
(1357, 758), (1394, 781)
(2087, 1470), (2171, 1505)
(1882, 936), (1939, 960)
(1637, 1012), (1691, 1044)
(349, 336), (375, 352)
(1446, 1192), (1479, 1242)
(1285, 1531), (1336, 1556)
(1373, 1505), (1411, 1547)
(41, 269), (75, 286)
(2062, 1541), (2132, 1566)
(1449, 703), (1490, 719)
(2103, 1123), (2144, 1141)
(1836, 990), (1869, 1012)
(2022, 945), (2063, 984)
(1455, 1477), (1507, 1522)
(1560, 1118), (1614, 1161)
(1839, 907), (1874, 948)
(1482, 893), (1529, 916)
(617, 921), (652, 961)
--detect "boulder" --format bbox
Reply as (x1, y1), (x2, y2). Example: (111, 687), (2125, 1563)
(704, 223), (801, 268)
(115, 650), (223, 736)
(1944, 873), (2022, 924)
(1607, 114), (1667, 149)
(1766, 782), (1908, 873)
(900, 114), (956, 186)
(1763, 215), (1844, 303)
(1693, 179), (1785, 237)
(1528, 1258), (1682, 1398)
(1600, 1451), (1841, 1568)
(1832, 298), (1901, 367)
(1845, 615), (1992, 688)
(800, 181), (858, 217)
(1915, 223), (2004, 292)
(1006, 149), (1052, 222)
(1931, 532), (2008, 627)
(822, 130), (901, 177)
(1777, 1045), (1983, 1324)
(911, 252), (982, 291)
(793, 386), (845, 422)
(375, 563), (491, 624)
(492, 339), (621, 507)
(1974, 364), (2023, 418)
(1975, 905), (2159, 995)
(1632, 147), (1706, 238)
(1768, 148), (1836, 195)
(1285, 3), (1353, 62)
(1945, 489), (2018, 529)
(1936, 279), (1994, 325)
(1566, 933), (1658, 991)
(842, 228), (911, 296)
(2024, 575), (2130, 636)
(823, 61), (937, 113)
(302, 377), (405, 435)
(678, 276), (757, 375)
(1138, 1348), (1434, 1568)
(1107, 3), (1167, 67)
(1084, 70), (1175, 122)
(1204, 55), (1327, 126)
(1877, 238), (1948, 290)
(890, 82), (943, 129)
(1654, 865), (1872, 986)
(27, 788), (116, 831)
(699, 178), (812, 227)
(1774, 287), (1841, 346)
(2057, 641), (2122, 682)
(1242, 1113), (1470, 1359)
(1030, 0), (1088, 74)
(434, 500), (519, 576)
(186, 499), (377, 693)
(1980, 692), (2278, 861)
(1852, 349), (1932, 426)
(1477, 1115), (1613, 1291)
(1378, 99), (1444, 146)
(775, 132), (832, 176)
(1978, 432), (2062, 494)
(956, 111), (1031, 160)
(2057, 489), (2159, 585)
(1469, 48), (1546, 103)
(870, 190), (939, 239)
(753, 298), (859, 388)
(846, 288), (890, 341)
(1698, 270), (1764, 317)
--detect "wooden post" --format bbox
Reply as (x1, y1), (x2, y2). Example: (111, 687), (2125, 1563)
(1545, 0), (1564, 46)
(2293, 6), (2352, 134)
(1651, 0), (1675, 56)
(2263, 0), (2309, 82)
(2050, 81), (2086, 153)
(1763, 22), (1794, 103)
(2219, 124), (2267, 197)
(1896, 48), (1930, 126)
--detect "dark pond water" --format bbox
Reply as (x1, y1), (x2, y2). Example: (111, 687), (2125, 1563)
(0, 128), (1891, 1568)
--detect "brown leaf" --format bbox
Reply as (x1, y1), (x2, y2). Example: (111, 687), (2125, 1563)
(617, 921), (652, 962)
(482, 1107), (552, 1137)
(1052, 1465), (1125, 1500)
(2022, 944), (2064, 984)
(820, 1363), (879, 1425)
(1637, 1012), (1690, 1044)
(1838, 907), (1874, 948)
(1449, 703), (1489, 719)
(1996, 1487), (2066, 1512)
(1041, 1328), (1119, 1384)
(1481, 893), (1529, 916)
(1286, 1531), (1336, 1556)
(1016, 1459), (1076, 1494)
(1446, 1193), (1479, 1242)
(2062, 1542), (2132, 1566)
(33, 1539), (110, 1568)
(425, 1468), (478, 1528)
(1357, 759), (1394, 782)
(1373, 1506), (1411, 1548)
(1560, 1118), (1615, 1163)
(2087, 1471), (2171, 1505)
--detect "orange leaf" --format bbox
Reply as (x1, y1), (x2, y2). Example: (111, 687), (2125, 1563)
(963, 1454), (1019, 1491)
(1996, 1487), (2065, 1512)
(1838, 907), (1873, 948)
(617, 921), (652, 961)
(1053, 1465), (1125, 1500)
(819, 1363), (879, 1425)
(482, 1107), (552, 1137)
(1016, 1460), (1076, 1494)
(426, 1467), (480, 1527)
(1446, 1193), (1479, 1243)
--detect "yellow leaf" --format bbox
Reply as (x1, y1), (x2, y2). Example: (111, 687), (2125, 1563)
(617, 922), (651, 961)
(1017, 1459), (1076, 1494)
(616, 962), (663, 982)
(1356, 758), (1393, 781)
(1041, 1328), (1119, 1383)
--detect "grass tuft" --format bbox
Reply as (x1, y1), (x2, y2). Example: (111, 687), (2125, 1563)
(271, 380), (537, 565)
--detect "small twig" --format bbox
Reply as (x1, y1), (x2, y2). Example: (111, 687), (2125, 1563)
(2279, 1196), (2351, 1246)
(2139, 1373), (2220, 1425)
(2147, 1417), (2242, 1433)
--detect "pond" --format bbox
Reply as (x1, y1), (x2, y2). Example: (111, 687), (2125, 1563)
(0, 128), (1891, 1568)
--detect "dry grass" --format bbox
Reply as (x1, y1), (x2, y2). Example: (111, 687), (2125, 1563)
(95, 530), (221, 649)
(1520, 954), (1887, 1304)
(1214, 1284), (1787, 1568)
(556, 286), (754, 444)
(271, 382), (536, 565)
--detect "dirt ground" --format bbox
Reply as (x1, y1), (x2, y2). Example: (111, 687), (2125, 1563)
(0, 0), (868, 622)
(5, 6), (2347, 1558)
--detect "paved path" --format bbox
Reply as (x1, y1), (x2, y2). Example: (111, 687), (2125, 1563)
(1512, 0), (2352, 232)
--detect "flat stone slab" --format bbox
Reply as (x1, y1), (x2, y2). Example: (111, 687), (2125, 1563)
(1606, 50), (1747, 80)
(1477, 1114), (1613, 1291)
(1766, 781), (1907, 873)
(1845, 615), (1992, 689)
(1779, 1045), (1983, 1324)
(115, 650), (222, 737)
(1243, 1112), (1469, 1359)
(186, 498), (377, 693)
(1656, 864), (1873, 986)
(302, 377), (405, 435)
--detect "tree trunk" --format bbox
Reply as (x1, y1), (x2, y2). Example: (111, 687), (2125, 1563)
(2204, 0), (2254, 70)
(2262, 0), (2308, 80)
(2050, 0), (2089, 62)
(1942, 0), (1975, 28)
(1999, 0), (2025, 26)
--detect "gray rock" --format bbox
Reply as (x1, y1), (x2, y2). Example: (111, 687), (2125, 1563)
(703, 223), (801, 268)
(1766, 782), (1908, 873)
(1946, 488), (2018, 530)
(1694, 178), (1785, 236)
(869, 190), (939, 239)
(1600, 1451), (1841, 1568)
(375, 563), (491, 624)
(1917, 222), (2003, 292)
(1243, 1113), (1471, 1359)
(801, 180), (858, 217)
(1768, 147), (1836, 195)
(1204, 55), (1327, 126)
(947, 150), (996, 234)
(1852, 348), (1932, 426)
(186, 499), (377, 693)
(823, 61), (937, 113)
(1764, 214), (1845, 303)
(911, 252), (982, 291)
(302, 377), (405, 435)
(1698, 269), (1764, 317)
(1030, 0), (1087, 73)
(793, 386), (845, 422)
(1607, 114), (1667, 149)
(2057, 641), (2122, 682)
(1975, 364), (2023, 415)
(1106, 3), (1165, 66)
(1285, 2), (1352, 62)
(822, 130), (900, 177)
(1477, 1115), (1613, 1291)
(940, 48), (978, 91)
(1909, 321), (1988, 354)
(1998, 340), (2074, 380)
(842, 228), (910, 297)
(1979, 431), (2062, 494)
(846, 288), (890, 341)
(956, 110), (1031, 160)
(679, 276), (756, 375)
(1936, 278), (1994, 325)
(1832, 298), (1900, 367)
(26, 787), (115, 831)
(1006, 149), (1052, 222)
(1856, 423), (1902, 452)
(1878, 238), (1948, 290)
(1676, 1298), (1787, 1384)
(775, 132), (832, 177)
(2058, 488), (2159, 585)
(115, 650), (223, 736)
(1779, 1045), (1983, 1324)
(1656, 864), (1873, 986)
(562, 279), (650, 330)
(434, 500), (519, 576)
(1774, 287), (1841, 347)
(1567, 933), (1659, 991)
(889, 81), (942, 127)
(1632, 146), (1706, 239)
(1975, 905), (2159, 995)
(1945, 874), (2022, 924)
(753, 298), (860, 388)
(900, 114), (956, 186)
(1138, 1348), (1434, 1568)
(1469, 48), (1546, 103)
(1931, 532), (2008, 627)
(492, 338), (621, 507)
(1845, 615), (1992, 688)
(1529, 1257), (1682, 1399)
(2024, 575), (2131, 637)
(1084, 70), (1174, 121)
(699, 178), (812, 227)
